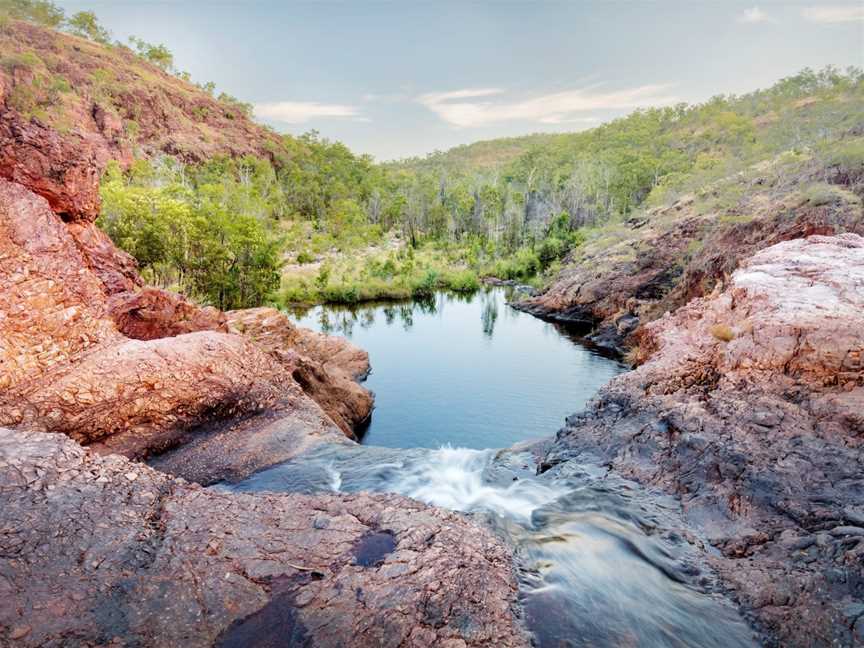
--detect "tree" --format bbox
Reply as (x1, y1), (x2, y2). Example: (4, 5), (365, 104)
(129, 36), (174, 72)
(67, 11), (110, 44)
(0, 0), (64, 27)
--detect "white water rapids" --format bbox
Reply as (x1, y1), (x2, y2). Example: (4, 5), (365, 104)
(228, 444), (758, 647)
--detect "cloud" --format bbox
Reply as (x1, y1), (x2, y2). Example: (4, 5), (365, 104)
(737, 6), (771, 23)
(801, 5), (864, 23)
(254, 101), (361, 123)
(416, 84), (679, 128)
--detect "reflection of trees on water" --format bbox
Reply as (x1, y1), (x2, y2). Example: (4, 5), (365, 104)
(309, 294), (441, 337)
(480, 291), (499, 338)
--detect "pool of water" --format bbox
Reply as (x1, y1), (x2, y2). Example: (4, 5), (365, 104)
(226, 288), (759, 646)
(289, 287), (625, 449)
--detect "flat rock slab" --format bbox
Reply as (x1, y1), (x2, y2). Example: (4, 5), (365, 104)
(0, 429), (529, 648)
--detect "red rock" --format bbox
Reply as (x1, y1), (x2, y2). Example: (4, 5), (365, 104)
(226, 308), (373, 435)
(0, 428), (530, 648)
(107, 287), (228, 340)
(543, 235), (864, 647)
(0, 179), (370, 474)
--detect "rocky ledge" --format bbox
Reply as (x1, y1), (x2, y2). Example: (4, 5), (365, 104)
(515, 178), (863, 355)
(0, 177), (373, 483)
(0, 429), (529, 648)
(541, 234), (864, 647)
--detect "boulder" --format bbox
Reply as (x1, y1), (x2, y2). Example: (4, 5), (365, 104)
(542, 235), (864, 647)
(0, 428), (530, 648)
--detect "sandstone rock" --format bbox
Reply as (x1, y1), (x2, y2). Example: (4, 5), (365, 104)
(66, 220), (143, 295)
(0, 179), (371, 479)
(517, 186), (863, 356)
(227, 308), (373, 435)
(0, 428), (530, 648)
(107, 287), (228, 340)
(542, 235), (864, 647)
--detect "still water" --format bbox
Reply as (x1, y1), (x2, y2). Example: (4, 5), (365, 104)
(228, 288), (758, 647)
(289, 287), (625, 448)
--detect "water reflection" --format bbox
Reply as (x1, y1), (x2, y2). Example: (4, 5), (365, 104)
(290, 288), (533, 340)
(288, 287), (625, 449)
(481, 292), (499, 337)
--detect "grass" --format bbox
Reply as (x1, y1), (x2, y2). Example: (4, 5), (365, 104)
(710, 323), (735, 342)
(277, 237), (554, 306)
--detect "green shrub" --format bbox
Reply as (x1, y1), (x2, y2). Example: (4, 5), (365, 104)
(411, 269), (438, 298)
(296, 250), (314, 264)
(710, 323), (735, 342)
(444, 269), (479, 293)
(802, 183), (843, 206)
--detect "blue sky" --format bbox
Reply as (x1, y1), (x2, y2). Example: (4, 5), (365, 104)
(56, 1), (863, 160)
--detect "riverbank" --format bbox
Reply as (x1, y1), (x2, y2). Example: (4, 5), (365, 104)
(277, 238), (556, 307)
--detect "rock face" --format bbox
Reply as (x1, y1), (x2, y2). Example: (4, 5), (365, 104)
(542, 235), (864, 647)
(0, 20), (287, 221)
(0, 428), (530, 648)
(226, 308), (374, 436)
(0, 178), (370, 480)
(517, 177), (863, 355)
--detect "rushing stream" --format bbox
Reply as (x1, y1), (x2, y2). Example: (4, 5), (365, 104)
(228, 288), (758, 646)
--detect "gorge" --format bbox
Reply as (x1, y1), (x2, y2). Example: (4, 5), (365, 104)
(1, 5), (863, 648)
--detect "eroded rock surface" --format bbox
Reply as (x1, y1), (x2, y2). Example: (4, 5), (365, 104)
(0, 429), (529, 648)
(542, 235), (864, 647)
(0, 178), (369, 480)
(517, 173), (863, 354)
(227, 308), (373, 436)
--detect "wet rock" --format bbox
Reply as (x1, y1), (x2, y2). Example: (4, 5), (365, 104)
(354, 530), (397, 567)
(0, 428), (530, 648)
(545, 235), (864, 647)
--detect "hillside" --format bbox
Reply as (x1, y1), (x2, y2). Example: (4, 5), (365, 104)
(388, 132), (562, 174)
(2, 5), (862, 324)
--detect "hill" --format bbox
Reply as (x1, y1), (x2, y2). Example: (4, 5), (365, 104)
(388, 132), (562, 174)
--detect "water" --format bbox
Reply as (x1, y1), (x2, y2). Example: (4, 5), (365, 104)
(228, 445), (758, 647)
(226, 288), (759, 646)
(289, 287), (625, 448)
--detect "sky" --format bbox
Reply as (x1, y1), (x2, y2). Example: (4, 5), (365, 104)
(55, 1), (864, 161)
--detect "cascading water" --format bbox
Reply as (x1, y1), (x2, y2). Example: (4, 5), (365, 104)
(227, 444), (758, 647)
(224, 289), (759, 646)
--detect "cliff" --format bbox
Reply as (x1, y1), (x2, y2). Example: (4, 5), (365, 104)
(542, 234), (864, 646)
(516, 148), (864, 355)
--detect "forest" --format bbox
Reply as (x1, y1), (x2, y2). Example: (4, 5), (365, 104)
(4, 0), (863, 309)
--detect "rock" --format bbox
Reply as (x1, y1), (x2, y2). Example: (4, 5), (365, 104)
(66, 220), (143, 294)
(0, 178), (371, 479)
(106, 287), (229, 340)
(543, 235), (864, 647)
(226, 308), (373, 435)
(0, 428), (530, 648)
(515, 183), (863, 356)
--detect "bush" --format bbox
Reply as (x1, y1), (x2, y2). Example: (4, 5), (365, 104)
(802, 183), (843, 206)
(296, 250), (314, 264)
(444, 269), (479, 293)
(411, 269), (438, 298)
(709, 323), (735, 342)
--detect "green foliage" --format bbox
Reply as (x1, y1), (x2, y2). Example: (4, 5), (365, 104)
(98, 160), (282, 309)
(217, 92), (252, 117)
(129, 36), (174, 72)
(0, 49), (41, 72)
(66, 10), (109, 43)
(0, 0), (64, 27)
